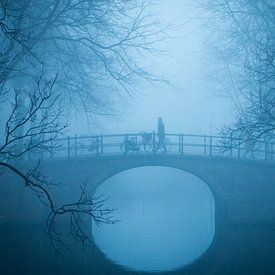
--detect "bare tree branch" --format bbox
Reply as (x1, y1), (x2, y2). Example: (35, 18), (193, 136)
(0, 0), (170, 115)
(0, 161), (117, 254)
(199, 0), (275, 144)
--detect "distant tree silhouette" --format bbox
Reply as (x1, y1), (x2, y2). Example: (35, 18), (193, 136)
(199, 0), (275, 144)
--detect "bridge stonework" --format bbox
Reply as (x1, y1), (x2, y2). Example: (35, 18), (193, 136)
(1, 154), (275, 274)
(37, 154), (275, 224)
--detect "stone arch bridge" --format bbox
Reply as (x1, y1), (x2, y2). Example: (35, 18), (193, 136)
(1, 133), (275, 274)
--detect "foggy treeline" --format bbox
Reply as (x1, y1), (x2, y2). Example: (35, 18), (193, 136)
(199, 0), (275, 142)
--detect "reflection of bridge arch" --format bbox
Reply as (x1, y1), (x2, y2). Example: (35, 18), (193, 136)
(92, 165), (216, 273)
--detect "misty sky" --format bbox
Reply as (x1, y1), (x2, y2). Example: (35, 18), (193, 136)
(69, 0), (234, 136)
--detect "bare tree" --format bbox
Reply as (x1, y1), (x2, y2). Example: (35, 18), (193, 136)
(198, 0), (275, 143)
(0, 161), (116, 253)
(0, 0), (169, 116)
(0, 74), (66, 159)
(0, 0), (169, 254)
(0, 74), (115, 253)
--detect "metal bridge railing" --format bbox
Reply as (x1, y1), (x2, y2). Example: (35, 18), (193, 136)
(24, 132), (275, 162)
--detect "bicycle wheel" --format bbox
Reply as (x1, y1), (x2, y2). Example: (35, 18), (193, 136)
(144, 141), (153, 152)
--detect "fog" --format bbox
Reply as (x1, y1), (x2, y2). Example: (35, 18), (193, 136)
(1, 1), (275, 275)
(69, 0), (234, 136)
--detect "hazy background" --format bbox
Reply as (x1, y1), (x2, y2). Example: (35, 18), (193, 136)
(69, 0), (234, 136)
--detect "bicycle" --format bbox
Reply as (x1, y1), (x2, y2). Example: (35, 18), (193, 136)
(140, 132), (154, 152)
(120, 136), (139, 153)
(120, 132), (154, 153)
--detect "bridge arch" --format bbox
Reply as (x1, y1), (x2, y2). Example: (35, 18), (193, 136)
(88, 155), (226, 213)
(92, 163), (217, 197)
(92, 165), (216, 272)
(1, 152), (275, 274)
(21, 153), (275, 228)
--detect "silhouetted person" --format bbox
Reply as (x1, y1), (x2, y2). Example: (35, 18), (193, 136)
(157, 117), (166, 153)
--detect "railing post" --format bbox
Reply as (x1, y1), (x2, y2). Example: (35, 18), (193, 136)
(209, 136), (212, 156)
(153, 131), (156, 154)
(67, 136), (71, 158)
(100, 135), (103, 154)
(125, 134), (128, 155)
(204, 135), (207, 154)
(96, 136), (99, 156)
(180, 135), (184, 154)
(74, 134), (77, 156)
(135, 135), (138, 153)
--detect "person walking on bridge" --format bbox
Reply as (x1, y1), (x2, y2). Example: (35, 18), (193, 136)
(157, 117), (166, 153)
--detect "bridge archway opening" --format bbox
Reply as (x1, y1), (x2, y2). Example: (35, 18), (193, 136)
(92, 166), (215, 273)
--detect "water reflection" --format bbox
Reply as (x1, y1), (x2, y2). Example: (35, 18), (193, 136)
(92, 166), (215, 272)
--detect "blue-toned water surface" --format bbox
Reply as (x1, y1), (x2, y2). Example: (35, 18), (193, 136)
(92, 166), (215, 272)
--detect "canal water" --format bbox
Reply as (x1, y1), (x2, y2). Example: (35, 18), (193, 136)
(92, 166), (215, 273)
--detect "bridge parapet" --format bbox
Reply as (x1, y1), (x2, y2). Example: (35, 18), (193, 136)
(23, 132), (275, 162)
